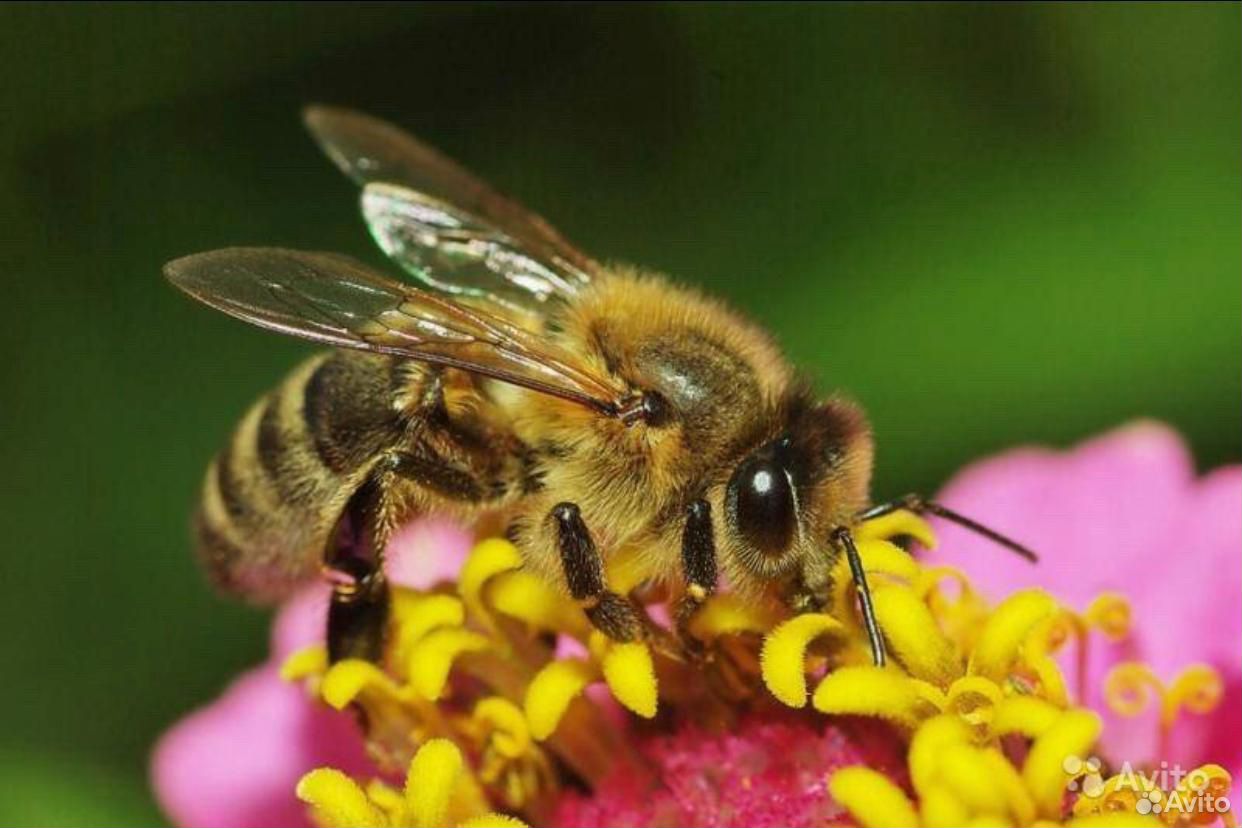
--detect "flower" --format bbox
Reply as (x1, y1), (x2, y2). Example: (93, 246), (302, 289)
(296, 738), (525, 828)
(927, 421), (1242, 781)
(152, 424), (1238, 828)
(150, 591), (372, 828)
(151, 518), (473, 828)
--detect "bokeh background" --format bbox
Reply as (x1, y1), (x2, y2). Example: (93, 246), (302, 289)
(1, 3), (1237, 825)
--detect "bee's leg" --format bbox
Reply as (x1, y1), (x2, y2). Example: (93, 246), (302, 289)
(857, 494), (1037, 562)
(674, 498), (717, 645)
(326, 465), (396, 664)
(326, 559), (390, 664)
(324, 422), (514, 663)
(551, 502), (643, 642)
(830, 526), (886, 667)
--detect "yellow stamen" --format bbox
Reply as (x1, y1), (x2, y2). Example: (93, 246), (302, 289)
(828, 766), (921, 828)
(458, 539), (523, 629)
(390, 592), (466, 667)
(485, 570), (589, 640)
(297, 738), (528, 828)
(406, 738), (465, 827)
(523, 658), (596, 741)
(1070, 771), (1148, 821)
(874, 584), (960, 687)
(828, 538), (921, 633)
(687, 592), (778, 640)
(912, 564), (977, 604)
(920, 785), (972, 827)
(1167, 664), (1225, 720)
(968, 589), (1057, 682)
(909, 715), (973, 795)
(915, 565), (990, 658)
(855, 508), (938, 549)
(945, 675), (1004, 736)
(321, 659), (408, 711)
(1022, 709), (1102, 819)
(473, 698), (532, 760)
(602, 545), (651, 596)
(990, 695), (1063, 739)
(297, 768), (387, 828)
(281, 644), (328, 682)
(1083, 593), (1130, 641)
(761, 612), (848, 707)
(406, 627), (490, 701)
(937, 742), (1018, 819)
(813, 665), (944, 727)
(457, 816), (529, 828)
(469, 696), (553, 812)
(1028, 654), (1071, 709)
(365, 779), (405, 816)
(1184, 763), (1232, 798)
(596, 636), (657, 719)
(981, 745), (1037, 826)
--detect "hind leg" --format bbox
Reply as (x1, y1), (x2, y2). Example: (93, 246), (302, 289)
(325, 443), (516, 662)
(325, 462), (400, 663)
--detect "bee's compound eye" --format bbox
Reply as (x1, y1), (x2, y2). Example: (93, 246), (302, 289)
(728, 455), (795, 558)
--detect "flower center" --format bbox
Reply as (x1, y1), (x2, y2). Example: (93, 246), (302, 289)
(281, 512), (1230, 828)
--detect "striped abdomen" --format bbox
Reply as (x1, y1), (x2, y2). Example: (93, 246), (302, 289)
(195, 350), (412, 603)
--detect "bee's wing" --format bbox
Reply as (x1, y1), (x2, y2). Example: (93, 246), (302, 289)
(165, 247), (628, 415)
(304, 106), (597, 309)
(360, 181), (581, 317)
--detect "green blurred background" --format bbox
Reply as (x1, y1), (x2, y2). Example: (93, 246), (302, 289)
(0, 3), (1237, 824)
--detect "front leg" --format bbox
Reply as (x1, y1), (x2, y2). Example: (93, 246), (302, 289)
(674, 498), (717, 639)
(551, 502), (643, 642)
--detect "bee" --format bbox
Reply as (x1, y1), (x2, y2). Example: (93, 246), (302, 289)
(167, 107), (1034, 665)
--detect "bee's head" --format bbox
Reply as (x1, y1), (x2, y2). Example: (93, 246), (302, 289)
(722, 395), (873, 583)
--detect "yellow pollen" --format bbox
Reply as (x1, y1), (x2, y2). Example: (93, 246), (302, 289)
(274, 518), (1228, 828)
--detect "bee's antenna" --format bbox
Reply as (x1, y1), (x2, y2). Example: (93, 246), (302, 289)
(857, 494), (1038, 563)
(831, 526), (886, 667)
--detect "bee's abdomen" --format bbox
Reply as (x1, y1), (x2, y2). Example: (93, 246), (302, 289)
(195, 351), (406, 603)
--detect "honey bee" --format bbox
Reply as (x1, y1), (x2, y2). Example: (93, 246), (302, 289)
(167, 107), (1034, 665)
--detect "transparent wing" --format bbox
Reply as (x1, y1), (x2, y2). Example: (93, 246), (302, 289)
(303, 106), (597, 299)
(361, 182), (581, 316)
(164, 247), (628, 415)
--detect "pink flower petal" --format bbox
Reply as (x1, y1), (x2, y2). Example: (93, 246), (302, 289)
(926, 420), (1241, 775)
(385, 516), (474, 591)
(929, 421), (1195, 609)
(151, 664), (372, 828)
(271, 584), (331, 661)
(1142, 466), (1242, 675)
